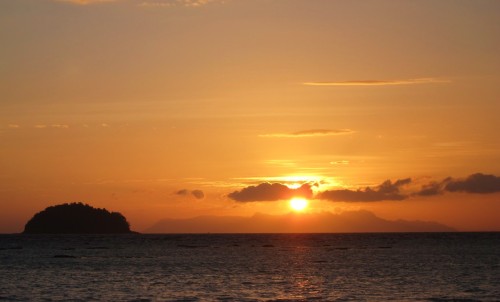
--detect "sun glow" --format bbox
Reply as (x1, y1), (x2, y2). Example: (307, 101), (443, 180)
(289, 198), (308, 212)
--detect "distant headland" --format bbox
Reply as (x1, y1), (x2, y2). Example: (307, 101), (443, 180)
(23, 203), (134, 234)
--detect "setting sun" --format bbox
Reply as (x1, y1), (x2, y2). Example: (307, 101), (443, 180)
(289, 198), (308, 212)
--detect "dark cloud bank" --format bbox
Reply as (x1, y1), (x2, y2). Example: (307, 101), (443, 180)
(317, 178), (410, 202)
(228, 183), (313, 202)
(444, 173), (500, 194)
(228, 173), (500, 203)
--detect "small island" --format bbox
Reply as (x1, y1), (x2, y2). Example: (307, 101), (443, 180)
(23, 202), (133, 234)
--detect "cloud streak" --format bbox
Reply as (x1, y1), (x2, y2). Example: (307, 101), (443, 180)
(140, 0), (222, 7)
(55, 0), (223, 7)
(260, 129), (354, 138)
(303, 78), (450, 87)
(55, 0), (116, 4)
(34, 124), (70, 129)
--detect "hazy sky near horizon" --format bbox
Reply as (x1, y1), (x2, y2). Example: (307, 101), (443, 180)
(1, 0), (500, 232)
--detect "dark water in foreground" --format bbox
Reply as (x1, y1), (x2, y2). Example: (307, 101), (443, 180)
(1, 233), (499, 301)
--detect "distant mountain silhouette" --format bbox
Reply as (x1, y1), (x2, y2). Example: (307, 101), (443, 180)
(146, 210), (455, 233)
(24, 203), (133, 234)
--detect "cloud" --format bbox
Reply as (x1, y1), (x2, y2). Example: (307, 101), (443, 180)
(139, 0), (223, 8)
(54, 0), (223, 7)
(191, 190), (205, 199)
(444, 173), (500, 194)
(330, 160), (349, 165)
(8, 124), (20, 129)
(414, 181), (443, 196)
(228, 183), (313, 202)
(55, 0), (117, 4)
(33, 124), (69, 129)
(316, 173), (500, 202)
(175, 189), (205, 199)
(227, 173), (500, 204)
(303, 78), (450, 87)
(316, 178), (411, 202)
(260, 129), (354, 138)
(175, 189), (189, 196)
(413, 173), (500, 196)
(51, 124), (69, 129)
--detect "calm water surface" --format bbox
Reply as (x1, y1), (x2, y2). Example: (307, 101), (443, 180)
(1, 233), (499, 301)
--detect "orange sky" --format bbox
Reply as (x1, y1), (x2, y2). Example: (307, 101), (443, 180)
(1, 0), (500, 233)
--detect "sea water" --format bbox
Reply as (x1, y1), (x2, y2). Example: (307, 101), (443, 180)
(1, 233), (499, 301)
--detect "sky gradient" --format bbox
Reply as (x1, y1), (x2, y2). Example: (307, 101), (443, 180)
(1, 0), (500, 232)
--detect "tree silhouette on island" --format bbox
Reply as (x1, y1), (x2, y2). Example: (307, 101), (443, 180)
(24, 203), (133, 234)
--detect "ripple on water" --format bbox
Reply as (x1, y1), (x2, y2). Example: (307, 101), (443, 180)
(0, 233), (499, 301)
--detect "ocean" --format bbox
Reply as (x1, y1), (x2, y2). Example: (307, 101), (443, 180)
(1, 233), (499, 301)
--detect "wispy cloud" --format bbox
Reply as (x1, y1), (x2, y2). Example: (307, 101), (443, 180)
(260, 129), (354, 138)
(34, 124), (69, 129)
(55, 0), (117, 5)
(8, 124), (20, 129)
(303, 78), (450, 87)
(139, 0), (224, 8)
(55, 0), (224, 7)
(51, 124), (70, 129)
(330, 160), (350, 165)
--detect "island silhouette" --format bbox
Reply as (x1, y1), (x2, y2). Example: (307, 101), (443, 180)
(23, 202), (133, 234)
(146, 210), (455, 233)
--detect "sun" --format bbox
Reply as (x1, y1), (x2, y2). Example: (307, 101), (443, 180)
(289, 198), (308, 212)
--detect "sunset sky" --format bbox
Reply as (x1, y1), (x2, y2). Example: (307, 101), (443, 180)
(1, 0), (500, 233)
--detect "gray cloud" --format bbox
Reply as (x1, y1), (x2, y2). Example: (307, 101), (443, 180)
(226, 173), (500, 205)
(414, 181), (443, 196)
(444, 173), (500, 194)
(191, 190), (205, 200)
(317, 173), (500, 203)
(175, 189), (189, 196)
(413, 173), (500, 196)
(260, 129), (354, 138)
(175, 189), (205, 199)
(316, 178), (411, 202)
(228, 183), (313, 202)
